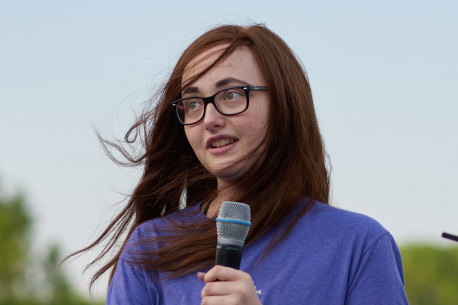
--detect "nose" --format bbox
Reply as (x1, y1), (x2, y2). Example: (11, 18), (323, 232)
(203, 103), (225, 130)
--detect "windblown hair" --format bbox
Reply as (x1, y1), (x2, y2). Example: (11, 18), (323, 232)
(68, 24), (330, 290)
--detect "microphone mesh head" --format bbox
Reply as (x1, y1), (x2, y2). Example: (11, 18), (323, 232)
(216, 201), (251, 248)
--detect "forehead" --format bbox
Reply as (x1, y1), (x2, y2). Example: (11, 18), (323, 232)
(181, 44), (265, 89)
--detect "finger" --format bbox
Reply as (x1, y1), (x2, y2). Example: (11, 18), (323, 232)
(201, 281), (234, 297)
(197, 272), (206, 282)
(203, 265), (241, 282)
(201, 295), (236, 305)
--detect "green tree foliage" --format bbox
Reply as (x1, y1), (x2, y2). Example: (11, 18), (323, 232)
(0, 186), (104, 305)
(0, 191), (31, 304)
(401, 244), (458, 305)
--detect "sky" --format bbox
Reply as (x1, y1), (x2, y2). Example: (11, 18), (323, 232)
(1, 0), (457, 298)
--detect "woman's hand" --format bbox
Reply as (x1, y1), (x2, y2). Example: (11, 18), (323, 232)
(198, 265), (262, 305)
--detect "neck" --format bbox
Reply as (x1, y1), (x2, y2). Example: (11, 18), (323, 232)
(205, 182), (238, 218)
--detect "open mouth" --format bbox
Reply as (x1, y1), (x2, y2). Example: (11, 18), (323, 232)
(210, 138), (237, 148)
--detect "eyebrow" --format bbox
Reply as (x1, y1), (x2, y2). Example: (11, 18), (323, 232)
(182, 77), (249, 96)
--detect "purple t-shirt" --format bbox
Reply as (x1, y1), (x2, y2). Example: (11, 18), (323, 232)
(106, 200), (409, 304)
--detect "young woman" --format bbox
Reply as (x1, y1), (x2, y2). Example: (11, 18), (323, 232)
(76, 24), (409, 304)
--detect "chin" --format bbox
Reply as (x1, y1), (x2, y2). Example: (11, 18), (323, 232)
(209, 164), (246, 183)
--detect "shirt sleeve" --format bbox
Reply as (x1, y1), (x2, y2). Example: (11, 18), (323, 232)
(106, 256), (159, 305)
(345, 233), (409, 305)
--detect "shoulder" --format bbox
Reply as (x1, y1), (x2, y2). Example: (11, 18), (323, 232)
(133, 204), (205, 237)
(122, 204), (205, 258)
(307, 201), (387, 235)
(288, 199), (392, 253)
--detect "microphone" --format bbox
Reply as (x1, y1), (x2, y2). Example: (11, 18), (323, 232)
(215, 201), (252, 269)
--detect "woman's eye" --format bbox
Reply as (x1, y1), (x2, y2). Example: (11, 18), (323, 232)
(185, 100), (202, 111)
(225, 90), (243, 101)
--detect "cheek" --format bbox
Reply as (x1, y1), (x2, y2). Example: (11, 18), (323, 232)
(245, 98), (270, 134)
(239, 120), (268, 149)
(184, 127), (198, 150)
(246, 110), (269, 139)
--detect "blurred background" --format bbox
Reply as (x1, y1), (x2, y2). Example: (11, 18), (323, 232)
(1, 0), (457, 304)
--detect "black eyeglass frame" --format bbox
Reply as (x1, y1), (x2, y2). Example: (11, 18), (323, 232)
(171, 85), (268, 125)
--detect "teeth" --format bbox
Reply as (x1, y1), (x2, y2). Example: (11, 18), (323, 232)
(211, 138), (235, 148)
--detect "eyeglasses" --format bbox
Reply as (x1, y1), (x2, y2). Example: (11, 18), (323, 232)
(171, 85), (268, 125)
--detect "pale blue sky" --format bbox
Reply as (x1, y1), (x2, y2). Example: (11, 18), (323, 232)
(1, 0), (457, 297)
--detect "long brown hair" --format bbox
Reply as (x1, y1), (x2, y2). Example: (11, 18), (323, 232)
(69, 24), (330, 290)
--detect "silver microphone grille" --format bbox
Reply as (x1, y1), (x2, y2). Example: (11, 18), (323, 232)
(216, 201), (251, 248)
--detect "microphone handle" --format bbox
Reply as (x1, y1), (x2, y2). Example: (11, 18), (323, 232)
(215, 244), (242, 269)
